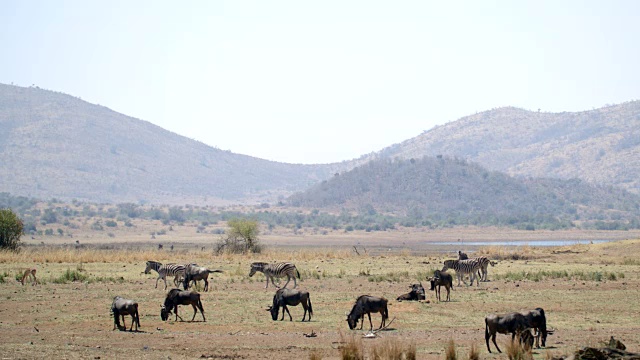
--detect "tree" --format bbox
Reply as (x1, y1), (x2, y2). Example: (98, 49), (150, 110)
(215, 218), (261, 254)
(0, 209), (24, 251)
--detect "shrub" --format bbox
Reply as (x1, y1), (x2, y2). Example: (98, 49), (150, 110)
(0, 208), (24, 251)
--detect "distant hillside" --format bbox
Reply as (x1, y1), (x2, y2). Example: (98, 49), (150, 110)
(0, 84), (339, 204)
(359, 103), (640, 193)
(288, 156), (640, 228)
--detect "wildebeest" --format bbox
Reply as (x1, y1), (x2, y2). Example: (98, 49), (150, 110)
(182, 264), (223, 292)
(429, 270), (453, 302)
(484, 312), (529, 353)
(111, 296), (140, 331)
(458, 250), (468, 260)
(396, 283), (426, 301)
(267, 288), (313, 321)
(161, 289), (205, 322)
(520, 308), (548, 348)
(347, 295), (389, 331)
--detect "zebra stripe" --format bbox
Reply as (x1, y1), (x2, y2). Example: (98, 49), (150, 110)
(442, 259), (482, 286)
(249, 262), (300, 289)
(472, 256), (496, 282)
(145, 261), (186, 290)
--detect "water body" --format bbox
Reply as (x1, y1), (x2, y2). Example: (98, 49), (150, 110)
(430, 239), (610, 247)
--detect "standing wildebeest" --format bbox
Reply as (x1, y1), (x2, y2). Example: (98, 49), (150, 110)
(161, 289), (205, 322)
(429, 270), (453, 302)
(182, 264), (223, 292)
(520, 308), (549, 348)
(396, 283), (426, 301)
(267, 288), (313, 321)
(458, 250), (469, 260)
(347, 295), (389, 331)
(111, 296), (140, 331)
(484, 312), (529, 353)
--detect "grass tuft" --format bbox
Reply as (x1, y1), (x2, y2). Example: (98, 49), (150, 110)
(467, 343), (479, 360)
(340, 332), (364, 360)
(445, 339), (457, 360)
(370, 338), (416, 360)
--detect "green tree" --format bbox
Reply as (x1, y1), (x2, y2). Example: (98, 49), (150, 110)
(215, 218), (261, 254)
(0, 209), (24, 251)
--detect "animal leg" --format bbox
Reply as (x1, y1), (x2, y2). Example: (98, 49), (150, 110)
(174, 306), (184, 322)
(492, 334), (501, 353)
(284, 305), (292, 321)
(445, 285), (451, 301)
(191, 304), (198, 322)
(281, 277), (291, 289)
(203, 278), (208, 292)
(197, 299), (206, 322)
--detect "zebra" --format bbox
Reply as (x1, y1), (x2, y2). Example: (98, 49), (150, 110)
(144, 261), (187, 290)
(442, 259), (482, 286)
(249, 262), (300, 289)
(473, 256), (497, 282)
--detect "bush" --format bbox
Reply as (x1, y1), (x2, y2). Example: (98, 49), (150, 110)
(0, 208), (23, 251)
(215, 218), (262, 254)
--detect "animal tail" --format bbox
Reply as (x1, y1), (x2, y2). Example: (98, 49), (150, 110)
(490, 261), (497, 266)
(208, 269), (224, 273)
(296, 269), (301, 279)
(308, 297), (313, 315)
(485, 317), (489, 340)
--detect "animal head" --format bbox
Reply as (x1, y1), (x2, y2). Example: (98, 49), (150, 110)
(249, 262), (266, 277)
(412, 283), (426, 300)
(160, 305), (170, 321)
(144, 261), (155, 274)
(442, 259), (457, 272)
(266, 305), (279, 321)
(346, 306), (361, 330)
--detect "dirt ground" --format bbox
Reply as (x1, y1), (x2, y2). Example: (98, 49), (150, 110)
(1, 232), (640, 359)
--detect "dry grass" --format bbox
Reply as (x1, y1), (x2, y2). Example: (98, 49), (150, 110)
(445, 339), (457, 360)
(505, 339), (533, 360)
(1, 236), (640, 359)
(369, 338), (416, 360)
(340, 331), (364, 360)
(467, 343), (479, 360)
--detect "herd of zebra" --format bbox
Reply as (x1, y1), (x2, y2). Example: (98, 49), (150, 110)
(110, 252), (547, 352)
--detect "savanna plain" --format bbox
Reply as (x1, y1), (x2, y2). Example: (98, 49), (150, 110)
(1, 226), (640, 360)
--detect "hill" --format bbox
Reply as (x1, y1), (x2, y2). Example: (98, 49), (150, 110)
(359, 103), (640, 193)
(0, 84), (339, 204)
(288, 156), (640, 228)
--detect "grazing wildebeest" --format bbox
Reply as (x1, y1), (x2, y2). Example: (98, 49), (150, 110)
(429, 270), (453, 302)
(347, 295), (389, 331)
(396, 283), (426, 301)
(182, 264), (223, 292)
(161, 289), (205, 322)
(484, 312), (529, 353)
(111, 296), (140, 331)
(520, 308), (548, 348)
(267, 288), (313, 321)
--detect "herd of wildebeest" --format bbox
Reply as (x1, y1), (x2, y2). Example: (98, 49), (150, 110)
(21, 250), (551, 354)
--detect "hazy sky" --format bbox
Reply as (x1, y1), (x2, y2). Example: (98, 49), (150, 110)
(1, 1), (639, 164)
